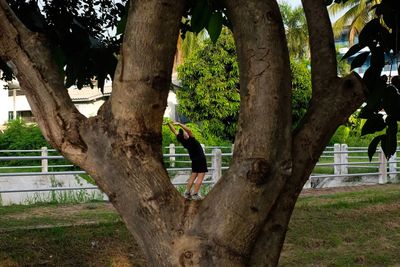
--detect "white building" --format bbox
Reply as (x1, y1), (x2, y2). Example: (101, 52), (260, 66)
(0, 80), (179, 125)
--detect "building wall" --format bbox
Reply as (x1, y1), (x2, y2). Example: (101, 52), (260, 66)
(0, 80), (9, 125)
(74, 100), (106, 118)
(8, 94), (31, 112)
(165, 91), (178, 121)
(0, 87), (178, 125)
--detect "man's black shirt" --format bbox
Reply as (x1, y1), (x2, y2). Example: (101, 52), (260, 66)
(179, 136), (205, 160)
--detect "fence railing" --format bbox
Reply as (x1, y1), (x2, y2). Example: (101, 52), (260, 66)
(0, 144), (399, 195)
(310, 144), (399, 188)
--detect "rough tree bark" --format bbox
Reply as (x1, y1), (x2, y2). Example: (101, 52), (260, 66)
(0, 0), (366, 266)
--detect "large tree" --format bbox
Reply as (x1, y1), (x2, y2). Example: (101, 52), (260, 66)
(0, 0), (373, 266)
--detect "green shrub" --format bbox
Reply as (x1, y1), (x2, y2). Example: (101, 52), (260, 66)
(0, 120), (48, 150)
(162, 119), (229, 149)
(329, 125), (350, 145)
(0, 120), (49, 167)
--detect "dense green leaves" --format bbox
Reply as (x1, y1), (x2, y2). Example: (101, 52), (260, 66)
(0, 0), (229, 89)
(291, 59), (312, 128)
(177, 29), (239, 141)
(177, 29), (311, 141)
(1, 0), (125, 91)
(182, 0), (228, 44)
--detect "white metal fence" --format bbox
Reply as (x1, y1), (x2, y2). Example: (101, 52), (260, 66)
(309, 144), (399, 188)
(0, 144), (399, 195)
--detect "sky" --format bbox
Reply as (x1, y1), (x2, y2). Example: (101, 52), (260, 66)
(282, 0), (341, 22)
(287, 0), (302, 7)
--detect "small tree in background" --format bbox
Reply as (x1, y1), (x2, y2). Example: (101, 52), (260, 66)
(279, 2), (309, 59)
(178, 30), (311, 140)
(0, 120), (48, 150)
(177, 29), (239, 141)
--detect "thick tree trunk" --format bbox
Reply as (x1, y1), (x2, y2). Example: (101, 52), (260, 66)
(0, 0), (367, 266)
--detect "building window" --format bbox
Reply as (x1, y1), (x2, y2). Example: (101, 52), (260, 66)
(8, 89), (26, 97)
(8, 110), (35, 123)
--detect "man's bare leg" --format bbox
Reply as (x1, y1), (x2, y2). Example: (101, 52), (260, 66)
(193, 172), (206, 195)
(185, 172), (198, 195)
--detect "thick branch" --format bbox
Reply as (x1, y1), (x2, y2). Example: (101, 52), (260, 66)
(250, 74), (366, 266)
(110, 0), (183, 134)
(226, 0), (292, 161)
(0, 0), (86, 161)
(190, 0), (293, 261)
(302, 0), (338, 90)
(75, 1), (187, 264)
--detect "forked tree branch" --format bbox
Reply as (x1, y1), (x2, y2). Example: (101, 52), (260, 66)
(0, 0), (87, 162)
(193, 0), (294, 259)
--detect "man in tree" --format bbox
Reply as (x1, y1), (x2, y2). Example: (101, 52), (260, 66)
(167, 121), (208, 200)
(0, 0), (374, 265)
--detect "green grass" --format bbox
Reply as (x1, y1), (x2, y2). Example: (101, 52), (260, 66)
(280, 184), (400, 266)
(1, 184), (400, 266)
(0, 202), (119, 230)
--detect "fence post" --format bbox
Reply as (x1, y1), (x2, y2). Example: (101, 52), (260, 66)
(379, 148), (388, 184)
(41, 146), (48, 173)
(201, 144), (206, 153)
(212, 148), (222, 184)
(388, 151), (397, 183)
(340, 144), (348, 175)
(231, 144), (235, 154)
(334, 144), (341, 175)
(169, 143), (175, 167)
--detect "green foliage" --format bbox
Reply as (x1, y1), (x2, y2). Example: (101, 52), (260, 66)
(1, 0), (125, 91)
(177, 29), (239, 141)
(291, 58), (312, 129)
(329, 125), (350, 145)
(177, 30), (312, 141)
(0, 120), (48, 150)
(162, 119), (227, 149)
(181, 0), (228, 43)
(279, 2), (309, 59)
(328, 111), (400, 148)
(0, 120), (49, 167)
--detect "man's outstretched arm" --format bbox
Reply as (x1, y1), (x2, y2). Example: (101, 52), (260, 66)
(174, 122), (193, 137)
(166, 121), (178, 136)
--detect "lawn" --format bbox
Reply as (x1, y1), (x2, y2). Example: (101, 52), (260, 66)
(1, 184), (399, 266)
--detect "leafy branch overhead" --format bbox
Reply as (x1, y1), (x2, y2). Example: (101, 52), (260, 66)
(0, 0), (228, 91)
(341, 0), (400, 160)
(0, 0), (126, 91)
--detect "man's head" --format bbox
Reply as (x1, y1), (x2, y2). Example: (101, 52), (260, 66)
(177, 128), (189, 142)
